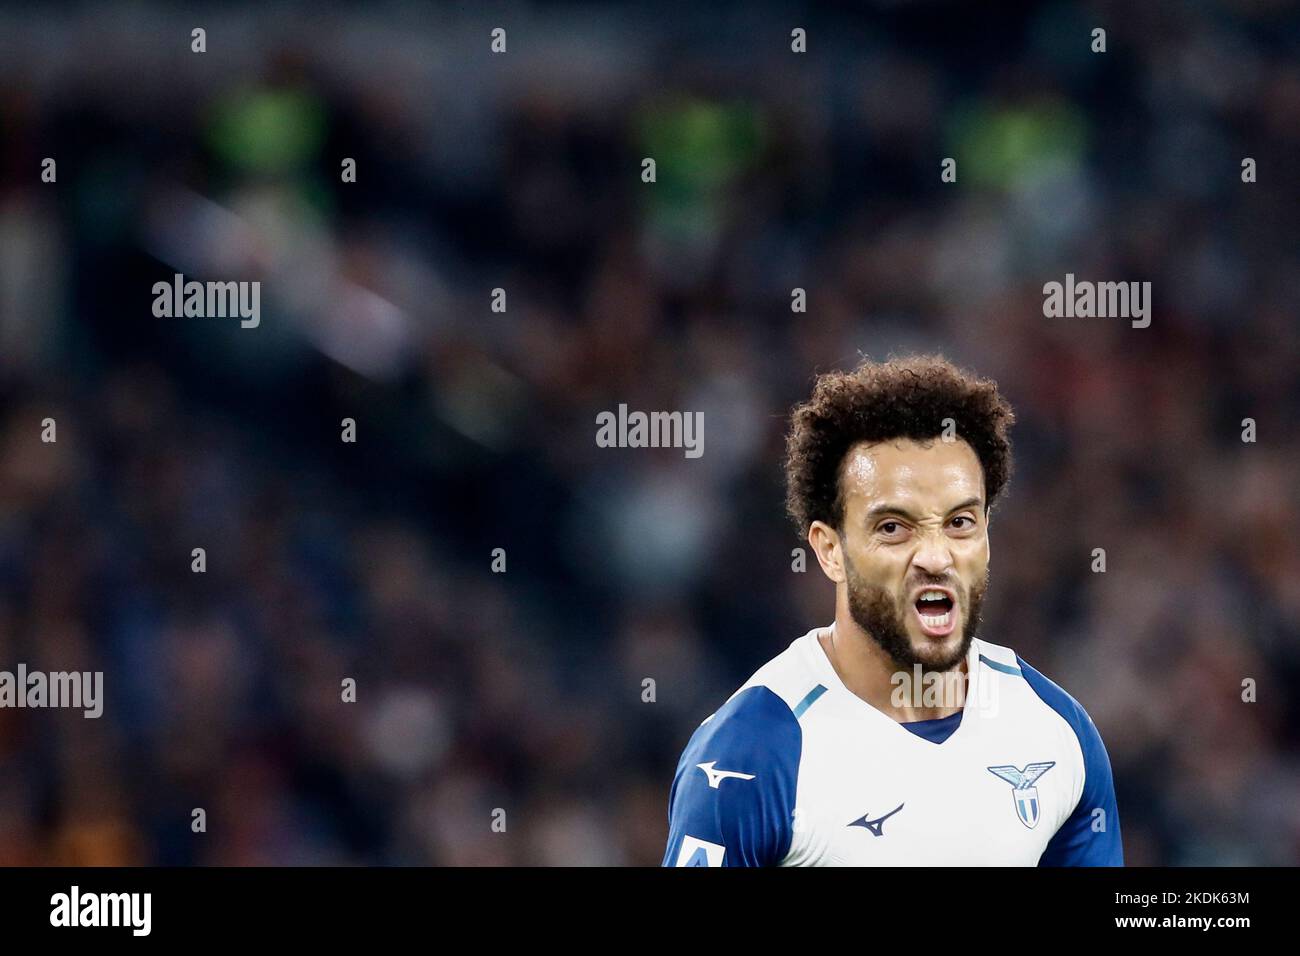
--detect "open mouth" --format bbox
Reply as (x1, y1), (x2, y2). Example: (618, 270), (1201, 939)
(913, 588), (957, 637)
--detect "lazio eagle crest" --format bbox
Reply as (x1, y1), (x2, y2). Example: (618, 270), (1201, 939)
(987, 762), (1057, 829)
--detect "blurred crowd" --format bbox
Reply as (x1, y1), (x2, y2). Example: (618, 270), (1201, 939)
(0, 1), (1297, 865)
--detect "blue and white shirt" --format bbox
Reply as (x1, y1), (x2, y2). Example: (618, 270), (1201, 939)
(663, 625), (1122, 866)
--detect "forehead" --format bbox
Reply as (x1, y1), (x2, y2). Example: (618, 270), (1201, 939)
(840, 438), (984, 511)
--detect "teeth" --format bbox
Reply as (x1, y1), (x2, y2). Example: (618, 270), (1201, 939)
(919, 590), (947, 602)
(918, 611), (952, 627)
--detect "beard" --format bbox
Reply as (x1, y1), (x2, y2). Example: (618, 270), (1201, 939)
(844, 553), (987, 675)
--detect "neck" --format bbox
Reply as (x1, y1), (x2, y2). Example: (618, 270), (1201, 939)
(824, 598), (967, 722)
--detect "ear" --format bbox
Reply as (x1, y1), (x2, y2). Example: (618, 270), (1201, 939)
(808, 520), (846, 584)
(983, 505), (993, 563)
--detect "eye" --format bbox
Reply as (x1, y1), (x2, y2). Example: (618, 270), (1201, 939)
(878, 520), (904, 536)
(950, 515), (975, 530)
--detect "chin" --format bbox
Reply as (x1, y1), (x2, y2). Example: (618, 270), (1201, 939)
(910, 630), (966, 668)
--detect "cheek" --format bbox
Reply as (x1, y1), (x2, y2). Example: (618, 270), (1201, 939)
(855, 545), (907, 584)
(956, 538), (990, 578)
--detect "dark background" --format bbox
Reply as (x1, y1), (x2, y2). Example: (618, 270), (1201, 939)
(0, 0), (1297, 864)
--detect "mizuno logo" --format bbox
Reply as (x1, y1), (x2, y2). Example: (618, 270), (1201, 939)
(696, 761), (756, 788)
(847, 803), (905, 836)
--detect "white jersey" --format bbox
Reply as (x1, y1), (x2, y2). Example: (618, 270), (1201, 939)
(663, 624), (1122, 866)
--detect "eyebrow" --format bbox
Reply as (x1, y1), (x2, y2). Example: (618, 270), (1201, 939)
(865, 497), (984, 522)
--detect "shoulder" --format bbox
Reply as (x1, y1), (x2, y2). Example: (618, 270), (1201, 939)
(998, 649), (1124, 865)
(1007, 648), (1118, 817)
(663, 685), (802, 867)
(685, 684), (802, 767)
(973, 638), (1112, 778)
(673, 633), (806, 790)
(662, 636), (816, 867)
(688, 627), (823, 741)
(974, 639), (1099, 733)
(1010, 649), (1106, 752)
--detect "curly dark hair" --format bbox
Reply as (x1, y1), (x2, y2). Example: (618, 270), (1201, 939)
(784, 354), (1015, 538)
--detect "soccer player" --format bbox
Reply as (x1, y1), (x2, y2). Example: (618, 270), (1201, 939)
(663, 355), (1122, 866)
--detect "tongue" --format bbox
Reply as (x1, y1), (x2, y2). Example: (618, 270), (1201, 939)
(917, 599), (952, 615)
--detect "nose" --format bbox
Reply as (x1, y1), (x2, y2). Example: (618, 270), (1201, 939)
(911, 528), (955, 578)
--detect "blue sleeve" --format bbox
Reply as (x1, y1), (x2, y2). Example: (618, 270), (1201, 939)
(1017, 655), (1124, 867)
(662, 686), (802, 867)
